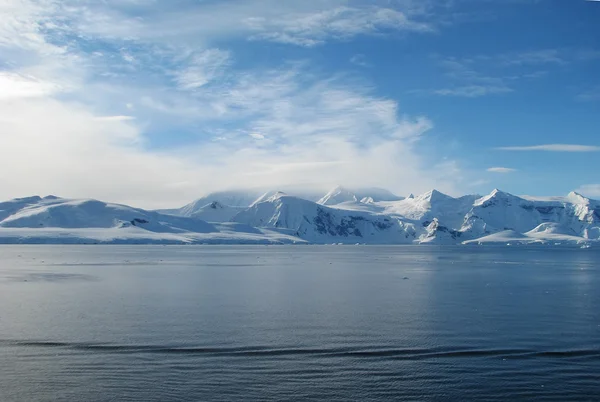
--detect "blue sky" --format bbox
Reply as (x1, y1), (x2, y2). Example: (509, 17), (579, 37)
(0, 0), (598, 208)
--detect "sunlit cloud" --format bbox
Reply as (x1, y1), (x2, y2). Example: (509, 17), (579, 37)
(94, 115), (136, 122)
(0, 72), (61, 99)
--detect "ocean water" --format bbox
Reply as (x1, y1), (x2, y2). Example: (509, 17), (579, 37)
(0, 245), (599, 401)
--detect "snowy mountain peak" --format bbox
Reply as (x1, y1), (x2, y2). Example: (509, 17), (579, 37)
(417, 189), (452, 203)
(488, 188), (511, 199)
(265, 191), (288, 203)
(12, 196), (43, 203)
(567, 191), (591, 205)
(318, 186), (358, 205)
(488, 188), (512, 198)
(250, 191), (280, 207)
(158, 190), (265, 217)
(474, 188), (520, 207)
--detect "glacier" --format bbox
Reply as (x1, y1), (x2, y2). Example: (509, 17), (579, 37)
(0, 187), (598, 246)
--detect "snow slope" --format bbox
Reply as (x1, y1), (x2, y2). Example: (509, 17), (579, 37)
(0, 197), (217, 233)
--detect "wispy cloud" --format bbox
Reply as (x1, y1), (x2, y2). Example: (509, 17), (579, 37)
(173, 49), (231, 90)
(0, 0), (462, 207)
(500, 49), (565, 66)
(350, 54), (370, 67)
(434, 85), (512, 97)
(0, 0), (64, 54)
(427, 57), (513, 97)
(497, 144), (600, 152)
(487, 167), (516, 173)
(247, 6), (433, 47)
(577, 85), (600, 102)
(54, 1), (435, 48)
(426, 47), (591, 98)
(576, 184), (600, 199)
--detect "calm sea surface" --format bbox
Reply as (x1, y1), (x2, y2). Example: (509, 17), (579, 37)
(0, 245), (599, 401)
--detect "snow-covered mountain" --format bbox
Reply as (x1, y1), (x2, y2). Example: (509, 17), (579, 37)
(157, 190), (264, 217)
(187, 201), (242, 223)
(0, 196), (300, 244)
(157, 188), (324, 218)
(232, 192), (415, 244)
(230, 188), (598, 245)
(0, 196), (214, 233)
(461, 190), (600, 241)
(0, 188), (598, 245)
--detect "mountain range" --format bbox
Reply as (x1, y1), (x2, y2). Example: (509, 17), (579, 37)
(0, 186), (597, 246)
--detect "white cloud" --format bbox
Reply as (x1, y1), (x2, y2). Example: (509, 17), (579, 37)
(249, 133), (265, 140)
(487, 167), (516, 173)
(0, 98), (203, 208)
(576, 184), (600, 199)
(0, 65), (463, 208)
(94, 115), (136, 122)
(497, 144), (600, 152)
(121, 51), (136, 63)
(0, 72), (61, 99)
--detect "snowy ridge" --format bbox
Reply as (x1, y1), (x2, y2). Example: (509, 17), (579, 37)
(0, 186), (598, 245)
(317, 186), (402, 205)
(157, 190), (264, 217)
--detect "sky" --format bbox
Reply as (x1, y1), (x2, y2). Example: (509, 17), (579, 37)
(0, 0), (599, 208)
